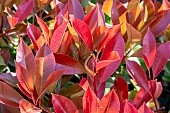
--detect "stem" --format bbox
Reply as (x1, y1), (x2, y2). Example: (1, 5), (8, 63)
(0, 16), (4, 33)
(148, 69), (159, 113)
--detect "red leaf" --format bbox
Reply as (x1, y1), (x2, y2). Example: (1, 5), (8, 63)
(26, 24), (45, 52)
(7, 17), (18, 28)
(0, 73), (18, 87)
(97, 24), (121, 52)
(162, 0), (170, 10)
(142, 28), (156, 69)
(0, 81), (23, 108)
(93, 26), (109, 50)
(79, 78), (90, 91)
(52, 94), (79, 113)
(120, 100), (138, 113)
(138, 103), (153, 113)
(99, 33), (125, 83)
(14, 0), (33, 24)
(96, 51), (120, 71)
(83, 87), (98, 113)
(84, 4), (105, 33)
(126, 60), (149, 92)
(68, 0), (84, 20)
(15, 62), (34, 93)
(74, 17), (93, 52)
(35, 45), (56, 95)
(41, 70), (65, 96)
(152, 42), (170, 78)
(113, 76), (128, 102)
(58, 31), (72, 55)
(50, 21), (68, 53)
(55, 54), (84, 72)
(19, 99), (42, 113)
(151, 10), (170, 37)
(36, 15), (50, 44)
(16, 39), (35, 78)
(99, 89), (120, 113)
(55, 1), (65, 14)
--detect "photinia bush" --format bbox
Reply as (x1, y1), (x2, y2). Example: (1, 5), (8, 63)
(0, 0), (170, 113)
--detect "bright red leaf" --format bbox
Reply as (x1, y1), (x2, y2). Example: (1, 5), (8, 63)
(73, 17), (93, 52)
(120, 100), (138, 113)
(138, 102), (153, 113)
(83, 87), (98, 113)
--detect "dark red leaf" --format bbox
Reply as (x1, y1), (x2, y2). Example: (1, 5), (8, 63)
(138, 103), (153, 113)
(55, 1), (65, 14)
(19, 99), (42, 113)
(83, 87), (98, 113)
(99, 33), (125, 83)
(111, 0), (120, 25)
(120, 100), (138, 113)
(152, 42), (170, 78)
(36, 15), (50, 44)
(97, 24), (121, 52)
(126, 60), (149, 92)
(68, 0), (84, 20)
(113, 76), (128, 102)
(55, 54), (84, 72)
(14, 0), (33, 24)
(0, 81), (23, 108)
(74, 17), (93, 52)
(84, 4), (105, 33)
(26, 24), (45, 52)
(0, 103), (20, 113)
(99, 89), (120, 113)
(50, 21), (68, 53)
(52, 94), (79, 113)
(142, 28), (156, 69)
(151, 10), (170, 37)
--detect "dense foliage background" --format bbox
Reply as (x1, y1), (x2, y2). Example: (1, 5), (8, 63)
(0, 0), (170, 113)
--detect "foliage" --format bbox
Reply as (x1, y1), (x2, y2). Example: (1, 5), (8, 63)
(0, 0), (170, 112)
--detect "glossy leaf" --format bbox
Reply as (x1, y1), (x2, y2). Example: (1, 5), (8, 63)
(50, 21), (68, 53)
(35, 45), (56, 95)
(113, 76), (128, 102)
(79, 78), (90, 91)
(74, 17), (93, 52)
(7, 17), (18, 28)
(83, 87), (98, 113)
(0, 81), (23, 108)
(15, 0), (33, 24)
(0, 73), (18, 87)
(97, 24), (121, 52)
(99, 89), (120, 113)
(152, 42), (170, 78)
(52, 94), (79, 113)
(162, 0), (170, 10)
(84, 4), (105, 33)
(126, 60), (149, 92)
(36, 15), (50, 44)
(15, 62), (34, 93)
(26, 24), (45, 52)
(142, 28), (156, 69)
(55, 54), (84, 72)
(68, 0), (84, 20)
(99, 33), (125, 83)
(102, 0), (113, 17)
(19, 99), (42, 113)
